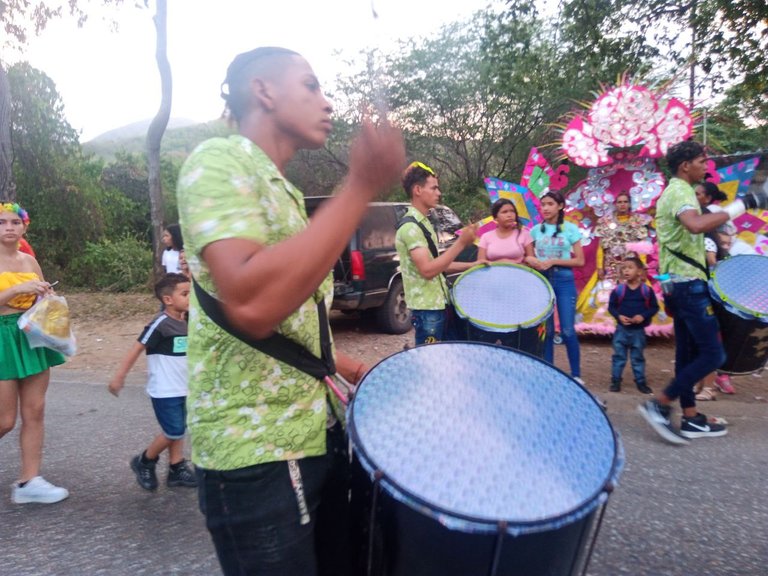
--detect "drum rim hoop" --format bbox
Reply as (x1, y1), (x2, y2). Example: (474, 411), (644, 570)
(348, 341), (624, 534)
(452, 263), (556, 330)
(710, 256), (768, 321)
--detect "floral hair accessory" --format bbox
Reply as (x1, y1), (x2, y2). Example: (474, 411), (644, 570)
(0, 203), (30, 224)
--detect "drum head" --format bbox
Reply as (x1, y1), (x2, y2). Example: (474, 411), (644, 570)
(452, 264), (554, 332)
(710, 255), (768, 321)
(348, 342), (623, 535)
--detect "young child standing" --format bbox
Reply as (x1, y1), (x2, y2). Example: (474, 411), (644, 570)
(608, 257), (659, 395)
(108, 273), (196, 490)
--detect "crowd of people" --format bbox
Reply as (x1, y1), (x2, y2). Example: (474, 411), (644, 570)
(2, 44), (767, 576)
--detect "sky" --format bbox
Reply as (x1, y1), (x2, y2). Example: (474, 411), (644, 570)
(11, 0), (495, 141)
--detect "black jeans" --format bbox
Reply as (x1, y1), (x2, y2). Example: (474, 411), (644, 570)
(196, 425), (350, 576)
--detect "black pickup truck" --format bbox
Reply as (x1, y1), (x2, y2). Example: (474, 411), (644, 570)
(304, 196), (476, 334)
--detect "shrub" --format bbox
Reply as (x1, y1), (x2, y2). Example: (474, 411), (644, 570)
(68, 237), (153, 291)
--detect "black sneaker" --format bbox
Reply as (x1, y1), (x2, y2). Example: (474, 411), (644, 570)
(167, 460), (197, 488)
(130, 454), (158, 490)
(636, 383), (653, 395)
(680, 413), (728, 439)
(609, 381), (621, 392)
(637, 399), (689, 445)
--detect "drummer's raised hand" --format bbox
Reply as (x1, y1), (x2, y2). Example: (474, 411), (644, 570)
(346, 116), (405, 202)
(458, 222), (479, 246)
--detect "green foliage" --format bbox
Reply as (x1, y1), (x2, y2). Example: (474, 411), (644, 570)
(84, 119), (234, 161)
(68, 236), (153, 291)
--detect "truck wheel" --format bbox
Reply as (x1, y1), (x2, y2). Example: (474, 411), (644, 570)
(376, 278), (411, 334)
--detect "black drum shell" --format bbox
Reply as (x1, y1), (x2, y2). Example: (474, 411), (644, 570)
(714, 303), (768, 374)
(350, 455), (599, 576)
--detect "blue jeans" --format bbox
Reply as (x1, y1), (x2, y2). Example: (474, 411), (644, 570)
(411, 308), (448, 345)
(150, 396), (187, 439)
(544, 267), (581, 377)
(611, 325), (647, 385)
(663, 280), (726, 409)
(195, 425), (350, 576)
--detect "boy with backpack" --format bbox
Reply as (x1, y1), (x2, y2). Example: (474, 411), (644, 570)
(608, 257), (659, 395)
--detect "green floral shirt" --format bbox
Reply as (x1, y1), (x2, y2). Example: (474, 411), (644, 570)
(395, 207), (449, 310)
(177, 135), (333, 471)
(656, 177), (707, 281)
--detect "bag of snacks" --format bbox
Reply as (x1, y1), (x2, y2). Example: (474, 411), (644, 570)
(17, 295), (77, 356)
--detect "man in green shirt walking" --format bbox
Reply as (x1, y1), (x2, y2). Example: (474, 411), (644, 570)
(638, 140), (767, 445)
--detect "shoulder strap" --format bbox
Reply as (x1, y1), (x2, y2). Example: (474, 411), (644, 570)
(667, 246), (710, 279)
(398, 215), (438, 259)
(192, 279), (335, 380)
(641, 284), (651, 309)
(616, 283), (626, 305)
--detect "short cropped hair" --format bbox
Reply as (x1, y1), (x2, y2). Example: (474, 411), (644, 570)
(623, 256), (645, 270)
(666, 140), (705, 175)
(154, 273), (189, 302)
(402, 162), (436, 198)
(221, 47), (300, 123)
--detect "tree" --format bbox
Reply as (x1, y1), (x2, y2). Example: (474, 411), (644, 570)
(0, 1), (125, 201)
(145, 0), (171, 279)
(559, 0), (768, 108)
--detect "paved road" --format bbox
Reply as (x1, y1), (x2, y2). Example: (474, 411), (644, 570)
(1, 369), (766, 575)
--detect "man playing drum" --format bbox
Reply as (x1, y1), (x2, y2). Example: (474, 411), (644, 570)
(395, 162), (479, 345)
(638, 140), (768, 444)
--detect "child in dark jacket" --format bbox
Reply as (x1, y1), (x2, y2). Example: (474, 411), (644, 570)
(608, 257), (659, 394)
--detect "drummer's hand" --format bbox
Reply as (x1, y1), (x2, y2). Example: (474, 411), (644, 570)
(347, 117), (405, 201)
(458, 223), (478, 246)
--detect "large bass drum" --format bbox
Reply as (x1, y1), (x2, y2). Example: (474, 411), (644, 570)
(709, 254), (768, 374)
(348, 342), (623, 576)
(451, 263), (554, 358)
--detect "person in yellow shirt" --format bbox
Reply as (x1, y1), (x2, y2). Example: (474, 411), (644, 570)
(0, 202), (67, 504)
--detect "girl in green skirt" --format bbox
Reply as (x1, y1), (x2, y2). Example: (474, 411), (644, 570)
(0, 202), (68, 504)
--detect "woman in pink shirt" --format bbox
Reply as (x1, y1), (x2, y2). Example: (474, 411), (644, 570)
(477, 199), (534, 264)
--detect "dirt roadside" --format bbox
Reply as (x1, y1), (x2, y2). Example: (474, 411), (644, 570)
(60, 291), (767, 403)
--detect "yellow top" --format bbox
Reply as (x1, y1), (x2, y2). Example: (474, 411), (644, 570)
(0, 271), (39, 310)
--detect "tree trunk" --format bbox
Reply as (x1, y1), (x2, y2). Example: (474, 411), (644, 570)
(0, 64), (15, 202)
(146, 0), (171, 280)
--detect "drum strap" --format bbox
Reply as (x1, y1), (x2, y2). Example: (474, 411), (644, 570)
(667, 247), (710, 279)
(192, 278), (336, 380)
(398, 215), (452, 302)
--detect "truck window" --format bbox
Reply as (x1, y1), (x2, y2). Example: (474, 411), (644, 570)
(361, 206), (398, 250)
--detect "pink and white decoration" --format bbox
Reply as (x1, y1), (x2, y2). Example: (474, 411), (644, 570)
(562, 84), (693, 168)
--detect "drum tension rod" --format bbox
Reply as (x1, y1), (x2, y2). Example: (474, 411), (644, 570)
(366, 470), (385, 576)
(577, 482), (616, 576)
(487, 520), (508, 576)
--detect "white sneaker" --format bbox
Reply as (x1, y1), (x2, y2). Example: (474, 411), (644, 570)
(573, 376), (586, 386)
(11, 476), (69, 504)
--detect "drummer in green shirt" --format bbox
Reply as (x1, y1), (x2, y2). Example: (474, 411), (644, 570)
(638, 140), (767, 445)
(395, 162), (480, 345)
(177, 46), (404, 575)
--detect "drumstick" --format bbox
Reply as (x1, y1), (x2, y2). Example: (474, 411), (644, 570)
(367, 0), (388, 120)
